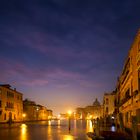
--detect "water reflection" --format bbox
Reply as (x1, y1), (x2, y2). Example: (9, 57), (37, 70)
(20, 124), (27, 140)
(0, 120), (100, 140)
(62, 135), (74, 140)
(111, 126), (116, 132)
(86, 120), (93, 132)
(73, 120), (77, 130)
(48, 120), (51, 126)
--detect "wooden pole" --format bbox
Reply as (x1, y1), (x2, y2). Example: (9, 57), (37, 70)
(132, 116), (137, 140)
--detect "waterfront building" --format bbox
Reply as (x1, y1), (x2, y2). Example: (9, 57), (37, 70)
(115, 29), (140, 130)
(47, 109), (53, 119)
(103, 91), (115, 118)
(0, 84), (23, 123)
(23, 99), (49, 121)
(76, 107), (86, 119)
(76, 98), (102, 119)
(85, 98), (102, 119)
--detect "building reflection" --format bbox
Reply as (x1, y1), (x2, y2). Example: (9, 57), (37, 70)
(47, 120), (52, 135)
(86, 120), (94, 132)
(20, 124), (27, 140)
(62, 135), (74, 140)
(57, 120), (61, 129)
(74, 120), (77, 130)
(48, 120), (51, 126)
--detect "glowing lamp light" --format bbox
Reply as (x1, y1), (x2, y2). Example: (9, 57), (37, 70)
(68, 110), (72, 116)
(22, 113), (26, 118)
(90, 115), (93, 119)
(58, 114), (61, 119)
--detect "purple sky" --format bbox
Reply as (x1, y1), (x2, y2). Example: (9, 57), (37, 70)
(0, 0), (140, 115)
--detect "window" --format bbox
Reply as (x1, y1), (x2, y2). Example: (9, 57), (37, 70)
(106, 107), (108, 114)
(7, 91), (14, 98)
(4, 113), (6, 120)
(125, 89), (130, 99)
(6, 102), (14, 108)
(106, 98), (109, 105)
(125, 112), (128, 122)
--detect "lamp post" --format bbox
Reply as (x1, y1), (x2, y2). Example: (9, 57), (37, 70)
(68, 110), (72, 132)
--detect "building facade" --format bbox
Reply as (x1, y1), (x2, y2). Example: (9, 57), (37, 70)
(23, 99), (51, 121)
(103, 92), (115, 118)
(76, 98), (102, 119)
(116, 29), (140, 130)
(0, 84), (23, 123)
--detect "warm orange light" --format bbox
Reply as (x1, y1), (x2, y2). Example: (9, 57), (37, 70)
(48, 116), (51, 119)
(90, 115), (93, 119)
(68, 110), (72, 115)
(22, 113), (26, 118)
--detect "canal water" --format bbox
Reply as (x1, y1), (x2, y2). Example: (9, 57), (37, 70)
(0, 120), (115, 140)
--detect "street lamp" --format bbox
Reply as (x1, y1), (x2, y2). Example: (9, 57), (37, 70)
(68, 110), (72, 132)
(22, 113), (26, 122)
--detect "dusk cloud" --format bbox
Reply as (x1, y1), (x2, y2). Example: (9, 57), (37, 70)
(0, 0), (140, 114)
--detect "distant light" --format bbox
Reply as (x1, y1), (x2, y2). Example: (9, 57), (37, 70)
(58, 114), (61, 118)
(22, 113), (26, 118)
(68, 110), (72, 115)
(48, 116), (51, 119)
(111, 116), (115, 119)
(90, 115), (93, 119)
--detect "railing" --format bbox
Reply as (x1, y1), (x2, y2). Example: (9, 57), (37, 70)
(5, 107), (15, 111)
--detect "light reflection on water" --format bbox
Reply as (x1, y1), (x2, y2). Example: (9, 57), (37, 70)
(86, 120), (94, 133)
(111, 126), (116, 132)
(20, 124), (27, 140)
(0, 120), (99, 140)
(61, 135), (74, 140)
(48, 120), (51, 125)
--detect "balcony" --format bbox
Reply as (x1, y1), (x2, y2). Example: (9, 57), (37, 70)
(5, 107), (15, 111)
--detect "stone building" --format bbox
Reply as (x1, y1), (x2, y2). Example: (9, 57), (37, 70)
(76, 98), (102, 119)
(103, 91), (115, 118)
(23, 99), (50, 121)
(115, 29), (140, 130)
(0, 84), (23, 123)
(47, 109), (53, 119)
(76, 107), (86, 119)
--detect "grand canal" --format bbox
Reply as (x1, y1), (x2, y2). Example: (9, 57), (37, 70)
(0, 120), (96, 140)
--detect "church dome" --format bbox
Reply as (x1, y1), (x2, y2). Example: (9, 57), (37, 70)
(93, 98), (100, 106)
